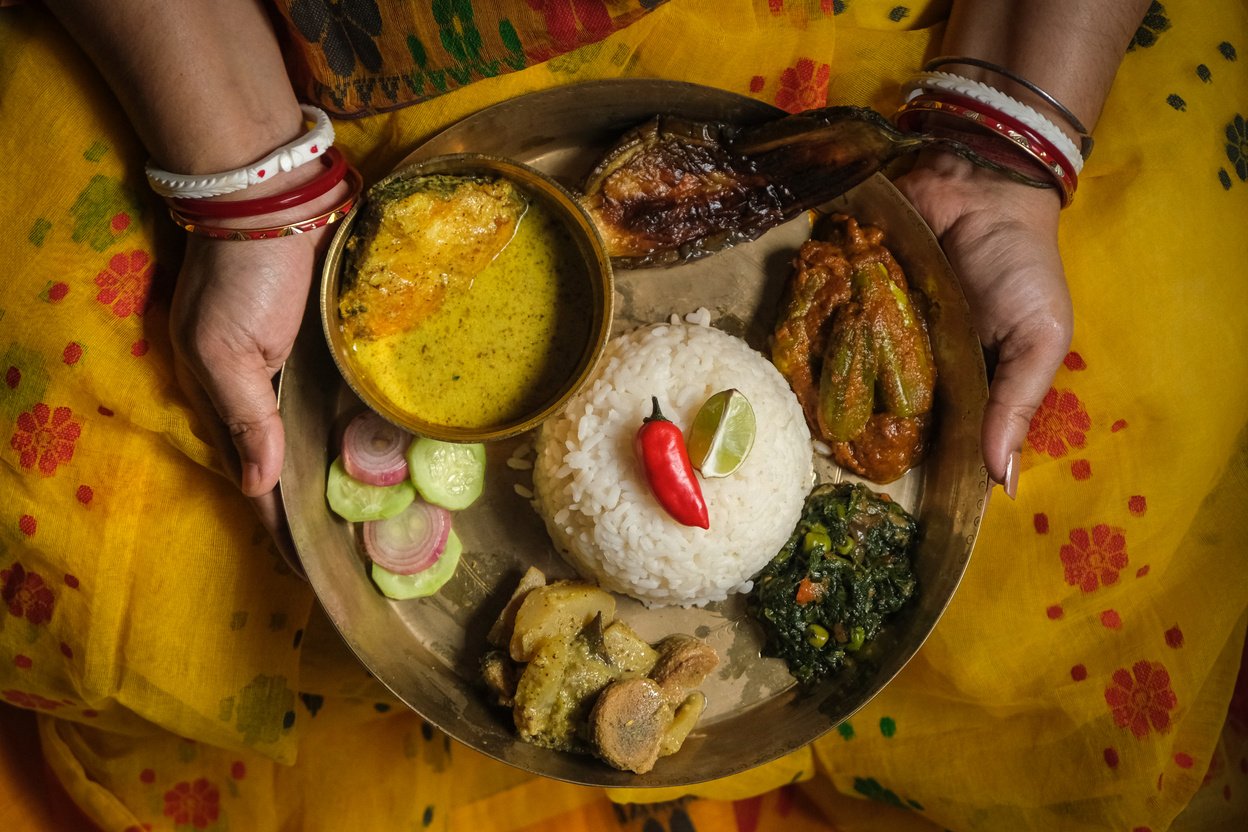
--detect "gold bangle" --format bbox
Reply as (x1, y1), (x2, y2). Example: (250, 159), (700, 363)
(168, 165), (362, 241)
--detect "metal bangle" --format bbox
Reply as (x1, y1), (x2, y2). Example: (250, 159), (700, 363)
(167, 166), (362, 241)
(897, 95), (1076, 206)
(922, 55), (1094, 160)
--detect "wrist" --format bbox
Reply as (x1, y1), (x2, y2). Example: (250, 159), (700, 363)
(902, 146), (1063, 231)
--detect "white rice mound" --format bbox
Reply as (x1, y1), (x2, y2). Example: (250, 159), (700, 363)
(532, 321), (814, 607)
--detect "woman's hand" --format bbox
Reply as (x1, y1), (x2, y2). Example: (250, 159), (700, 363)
(169, 231), (319, 542)
(894, 150), (1073, 497)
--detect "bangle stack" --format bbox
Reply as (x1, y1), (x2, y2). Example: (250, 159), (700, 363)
(145, 105), (364, 241)
(894, 59), (1091, 207)
(166, 163), (362, 241)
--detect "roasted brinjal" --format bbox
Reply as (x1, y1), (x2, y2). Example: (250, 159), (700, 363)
(578, 105), (1046, 268)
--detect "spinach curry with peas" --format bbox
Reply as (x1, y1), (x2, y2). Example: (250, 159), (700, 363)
(747, 481), (919, 686)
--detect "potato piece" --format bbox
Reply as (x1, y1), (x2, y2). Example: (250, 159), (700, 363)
(659, 691), (706, 757)
(602, 620), (659, 676)
(487, 566), (547, 648)
(509, 583), (616, 662)
(512, 638), (573, 744)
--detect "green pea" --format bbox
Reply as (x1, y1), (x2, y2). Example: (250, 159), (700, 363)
(806, 623), (830, 648)
(803, 529), (832, 554)
(836, 537), (855, 555)
(847, 626), (866, 652)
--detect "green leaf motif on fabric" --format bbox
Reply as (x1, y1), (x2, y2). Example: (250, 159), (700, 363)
(499, 20), (527, 72)
(83, 141), (109, 163)
(1219, 42), (1237, 62)
(1128, 1), (1170, 51)
(888, 6), (910, 23)
(28, 219), (51, 248)
(853, 777), (913, 810)
(433, 0), (502, 83)
(549, 42), (616, 77)
(229, 611), (248, 630)
(434, 0), (484, 65)
(228, 674), (296, 747)
(403, 35), (449, 97)
(0, 344), (51, 424)
(836, 721), (854, 740)
(879, 716), (897, 737)
(69, 175), (141, 253)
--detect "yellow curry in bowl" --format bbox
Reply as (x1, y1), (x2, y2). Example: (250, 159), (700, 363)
(321, 154), (614, 442)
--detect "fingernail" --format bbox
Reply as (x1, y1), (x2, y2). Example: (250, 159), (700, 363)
(1003, 449), (1020, 500)
(242, 461), (263, 496)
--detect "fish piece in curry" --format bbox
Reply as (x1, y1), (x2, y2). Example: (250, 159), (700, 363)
(339, 174), (527, 341)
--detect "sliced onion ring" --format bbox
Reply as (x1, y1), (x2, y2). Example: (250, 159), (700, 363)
(342, 410), (412, 486)
(362, 500), (452, 575)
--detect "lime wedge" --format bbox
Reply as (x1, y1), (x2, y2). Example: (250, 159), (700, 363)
(687, 389), (756, 478)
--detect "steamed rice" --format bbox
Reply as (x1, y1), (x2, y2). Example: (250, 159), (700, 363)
(532, 321), (814, 607)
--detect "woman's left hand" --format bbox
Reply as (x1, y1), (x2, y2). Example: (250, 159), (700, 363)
(169, 231), (320, 548)
(893, 150), (1073, 496)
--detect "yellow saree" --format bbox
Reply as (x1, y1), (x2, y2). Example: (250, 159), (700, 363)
(1, 0), (1246, 830)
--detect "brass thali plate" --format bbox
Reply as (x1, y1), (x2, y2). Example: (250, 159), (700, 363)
(278, 80), (989, 787)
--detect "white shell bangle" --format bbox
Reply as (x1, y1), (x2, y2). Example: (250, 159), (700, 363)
(145, 105), (335, 199)
(902, 72), (1083, 175)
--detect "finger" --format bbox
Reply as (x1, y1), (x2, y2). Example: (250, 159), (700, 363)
(980, 318), (1071, 495)
(173, 356), (243, 484)
(192, 350), (287, 498)
(252, 487), (307, 580)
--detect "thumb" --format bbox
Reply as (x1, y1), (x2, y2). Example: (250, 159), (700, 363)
(197, 355), (287, 498)
(981, 318), (1070, 497)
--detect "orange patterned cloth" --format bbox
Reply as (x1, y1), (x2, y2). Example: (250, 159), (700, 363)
(268, 0), (668, 116)
(1, 1), (1247, 831)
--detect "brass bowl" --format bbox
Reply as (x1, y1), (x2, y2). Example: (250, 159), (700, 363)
(319, 153), (614, 443)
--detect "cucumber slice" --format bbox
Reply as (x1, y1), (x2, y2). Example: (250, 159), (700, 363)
(406, 438), (486, 510)
(371, 530), (463, 600)
(326, 457), (416, 522)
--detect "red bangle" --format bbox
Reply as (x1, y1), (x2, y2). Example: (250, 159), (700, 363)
(167, 164), (362, 241)
(168, 147), (348, 219)
(897, 93), (1077, 205)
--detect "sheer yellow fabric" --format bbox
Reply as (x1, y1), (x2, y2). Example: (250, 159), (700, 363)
(1, 0), (1246, 830)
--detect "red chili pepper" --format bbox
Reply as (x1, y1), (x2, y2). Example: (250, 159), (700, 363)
(635, 397), (709, 529)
